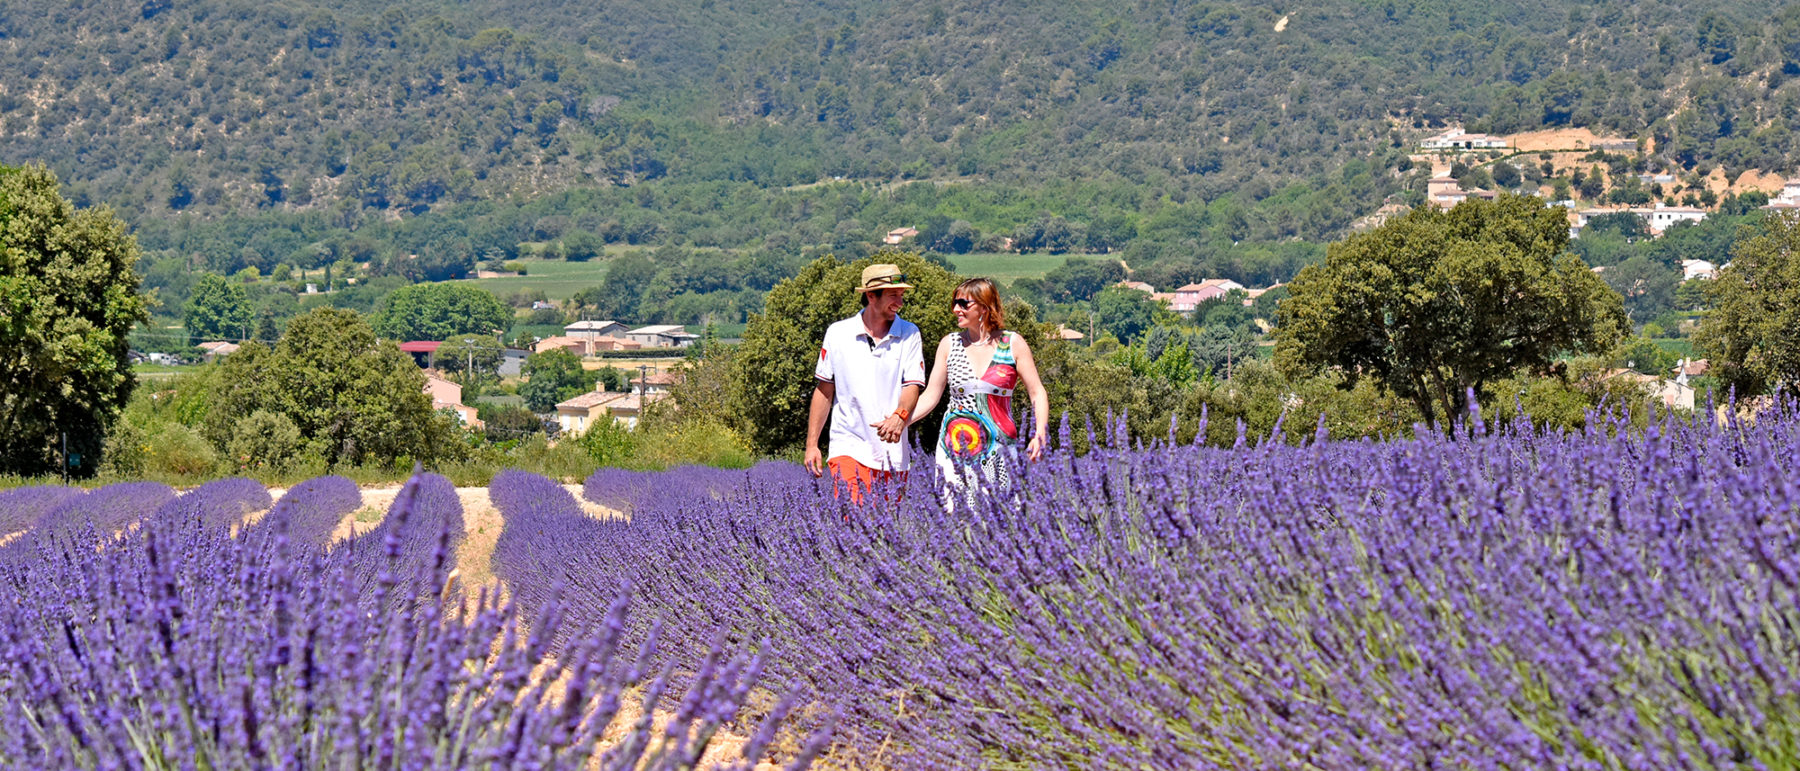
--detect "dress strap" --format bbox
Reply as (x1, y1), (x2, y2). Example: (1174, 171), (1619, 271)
(992, 331), (1016, 366)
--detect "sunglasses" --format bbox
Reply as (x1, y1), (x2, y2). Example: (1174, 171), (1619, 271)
(952, 298), (976, 310)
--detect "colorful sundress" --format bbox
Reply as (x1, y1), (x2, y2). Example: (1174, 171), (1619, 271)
(936, 330), (1021, 505)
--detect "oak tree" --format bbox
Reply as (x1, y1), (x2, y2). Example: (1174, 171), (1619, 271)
(0, 165), (151, 476)
(1275, 195), (1627, 423)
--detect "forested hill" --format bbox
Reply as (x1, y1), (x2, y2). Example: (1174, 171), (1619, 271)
(6, 0), (1800, 247)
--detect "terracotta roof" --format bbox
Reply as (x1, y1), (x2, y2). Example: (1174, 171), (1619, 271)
(556, 391), (630, 411)
(399, 341), (443, 353)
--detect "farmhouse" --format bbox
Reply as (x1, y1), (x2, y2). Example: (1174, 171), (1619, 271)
(555, 390), (631, 435)
(1572, 204), (1708, 237)
(533, 335), (641, 356)
(883, 227), (919, 245)
(1427, 176), (1495, 208)
(1681, 260), (1718, 281)
(564, 320), (628, 339)
(625, 324), (698, 349)
(422, 372), (482, 428)
(1761, 177), (1800, 212)
(196, 341), (240, 362)
(398, 340), (440, 368)
(1169, 279), (1245, 313)
(1419, 129), (1510, 151)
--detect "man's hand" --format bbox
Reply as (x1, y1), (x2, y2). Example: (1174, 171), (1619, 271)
(804, 445), (824, 477)
(871, 413), (906, 443)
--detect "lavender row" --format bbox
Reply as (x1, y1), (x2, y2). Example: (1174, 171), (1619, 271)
(30, 481), (175, 542)
(526, 406), (1800, 768)
(247, 474), (362, 547)
(0, 472), (809, 769)
(0, 485), (81, 536)
(343, 473), (466, 610)
(151, 476), (272, 530)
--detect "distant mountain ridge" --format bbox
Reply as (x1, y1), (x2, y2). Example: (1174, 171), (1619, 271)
(5, 0), (1800, 241)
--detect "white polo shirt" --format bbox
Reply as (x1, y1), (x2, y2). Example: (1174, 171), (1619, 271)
(815, 310), (926, 471)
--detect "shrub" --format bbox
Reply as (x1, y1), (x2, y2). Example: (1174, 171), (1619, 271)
(226, 410), (307, 473)
(144, 424), (220, 480)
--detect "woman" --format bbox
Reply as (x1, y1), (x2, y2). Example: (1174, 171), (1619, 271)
(911, 278), (1049, 506)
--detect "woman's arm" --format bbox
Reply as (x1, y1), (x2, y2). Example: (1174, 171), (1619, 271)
(908, 336), (953, 427)
(1011, 333), (1051, 461)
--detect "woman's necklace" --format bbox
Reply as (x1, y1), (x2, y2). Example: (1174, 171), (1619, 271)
(964, 330), (994, 349)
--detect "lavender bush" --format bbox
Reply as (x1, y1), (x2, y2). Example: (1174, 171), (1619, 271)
(0, 472), (809, 770)
(249, 475), (362, 547)
(152, 476), (272, 530)
(342, 473), (467, 610)
(497, 405), (1800, 768)
(0, 485), (81, 536)
(31, 481), (175, 540)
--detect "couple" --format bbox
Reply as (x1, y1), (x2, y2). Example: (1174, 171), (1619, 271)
(804, 264), (1048, 504)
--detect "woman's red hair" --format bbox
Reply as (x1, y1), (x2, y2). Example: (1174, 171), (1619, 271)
(955, 278), (1004, 335)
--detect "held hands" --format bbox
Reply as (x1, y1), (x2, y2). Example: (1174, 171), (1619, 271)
(870, 412), (907, 444)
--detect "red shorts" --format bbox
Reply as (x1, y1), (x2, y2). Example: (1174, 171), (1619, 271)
(827, 456), (907, 504)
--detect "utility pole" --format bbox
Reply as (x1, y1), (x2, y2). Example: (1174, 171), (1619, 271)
(638, 364), (650, 395)
(464, 338), (475, 384)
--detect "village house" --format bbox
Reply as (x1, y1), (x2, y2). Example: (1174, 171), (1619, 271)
(603, 391), (666, 430)
(1051, 325), (1086, 342)
(1572, 204), (1708, 237)
(1169, 279), (1245, 313)
(1602, 369), (1695, 412)
(554, 390), (630, 436)
(196, 341), (240, 362)
(398, 340), (440, 368)
(1681, 260), (1718, 281)
(625, 324), (699, 348)
(533, 335), (642, 357)
(632, 370), (681, 395)
(1117, 280), (1156, 294)
(883, 227), (919, 245)
(1762, 178), (1800, 212)
(563, 320), (629, 340)
(422, 371), (483, 429)
(1418, 129), (1510, 151)
(1426, 176), (1495, 208)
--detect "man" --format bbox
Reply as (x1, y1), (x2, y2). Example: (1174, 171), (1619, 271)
(804, 264), (926, 501)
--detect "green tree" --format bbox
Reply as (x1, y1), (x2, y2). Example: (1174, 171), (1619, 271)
(183, 272), (254, 344)
(0, 164), (152, 476)
(207, 307), (458, 467)
(1694, 215), (1800, 396)
(370, 283), (512, 341)
(1275, 195), (1627, 423)
(560, 230), (605, 262)
(731, 252), (958, 453)
(1092, 285), (1159, 343)
(1602, 255), (1679, 323)
(520, 348), (599, 413)
(437, 335), (505, 385)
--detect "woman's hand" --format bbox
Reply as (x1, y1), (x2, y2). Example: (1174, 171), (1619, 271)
(1027, 433), (1046, 462)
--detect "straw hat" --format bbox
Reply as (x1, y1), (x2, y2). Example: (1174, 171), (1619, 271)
(855, 264), (914, 293)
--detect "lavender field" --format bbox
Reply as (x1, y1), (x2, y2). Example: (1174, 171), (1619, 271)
(3, 405), (1799, 769)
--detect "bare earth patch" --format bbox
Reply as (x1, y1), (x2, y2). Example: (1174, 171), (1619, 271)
(1508, 127), (1626, 152)
(563, 484), (626, 521)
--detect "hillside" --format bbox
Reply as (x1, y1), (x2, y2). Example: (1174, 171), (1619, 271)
(7, 0), (1800, 286)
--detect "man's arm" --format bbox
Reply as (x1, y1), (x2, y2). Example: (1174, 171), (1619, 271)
(873, 330), (928, 443)
(804, 379), (835, 477)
